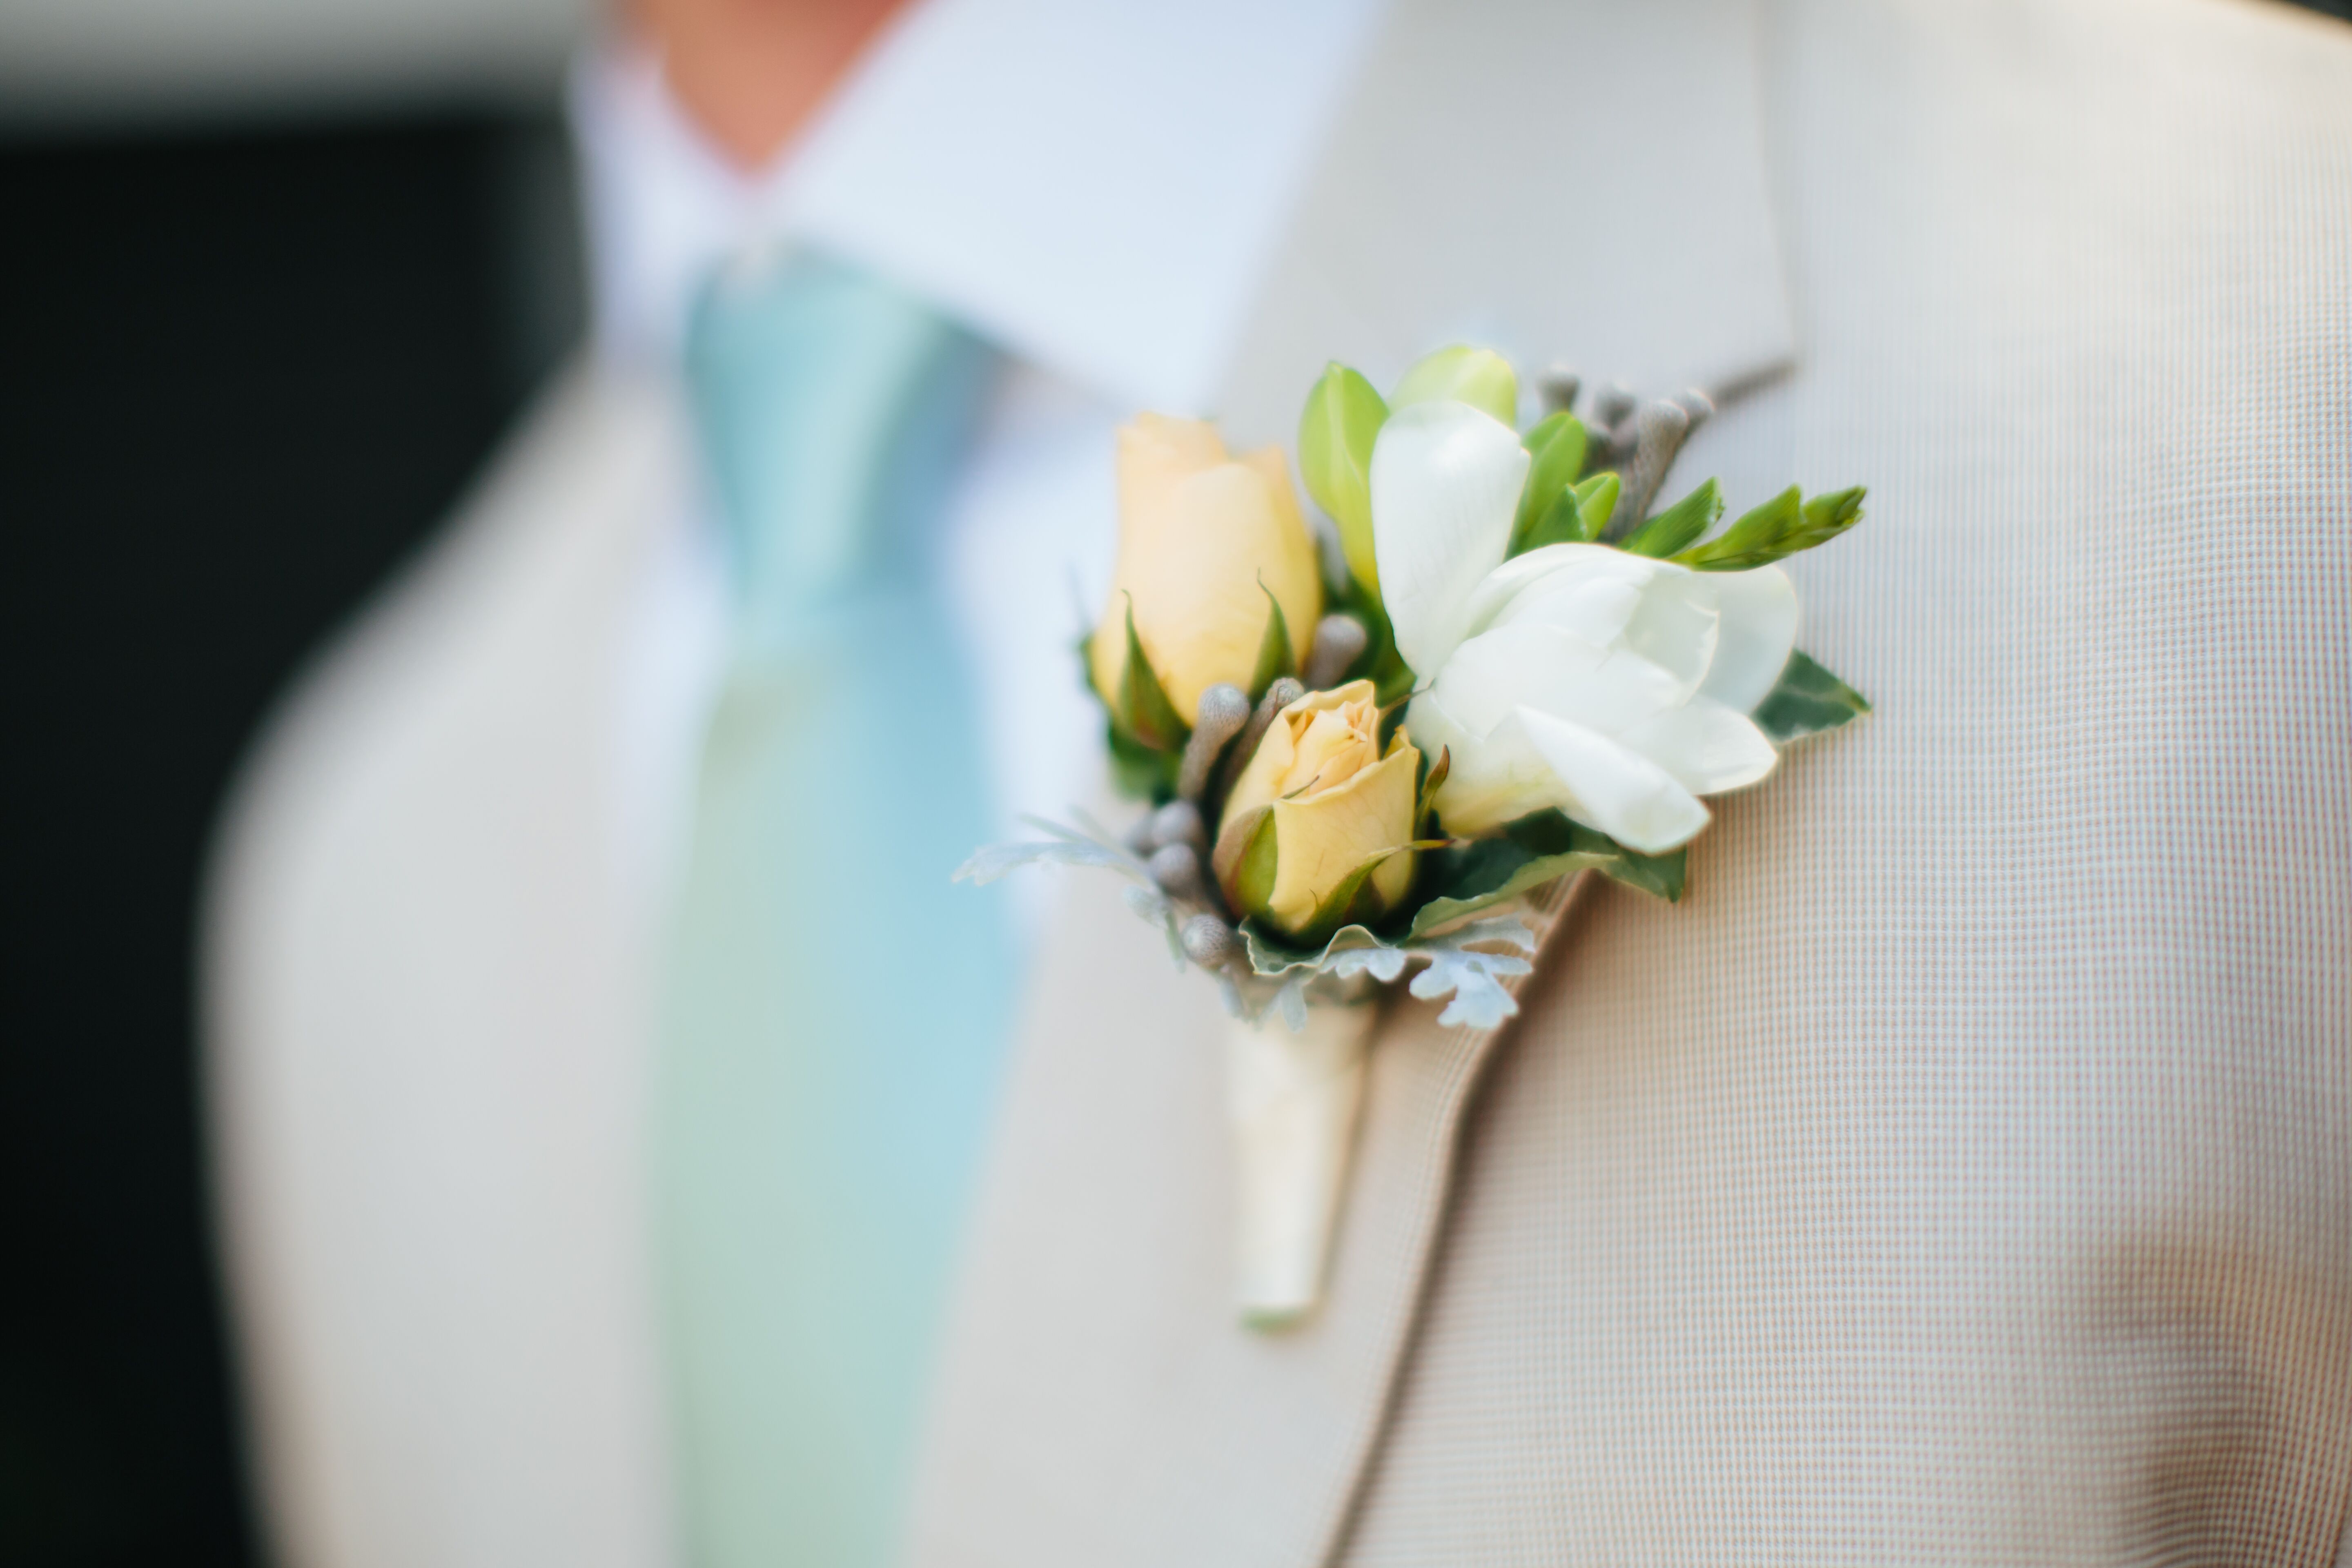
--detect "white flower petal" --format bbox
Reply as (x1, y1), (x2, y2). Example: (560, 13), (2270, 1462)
(1426, 621), (1607, 738)
(1416, 699), (1571, 837)
(1536, 575), (1643, 646)
(1464, 542), (1653, 641)
(1617, 695), (1780, 795)
(1698, 565), (1799, 713)
(1402, 688), (1476, 763)
(1618, 570), (1719, 692)
(1514, 706), (1711, 853)
(1369, 401), (1529, 679)
(1436, 620), (1686, 741)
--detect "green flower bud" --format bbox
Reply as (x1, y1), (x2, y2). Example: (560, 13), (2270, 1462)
(1296, 363), (1389, 604)
(1390, 345), (1519, 430)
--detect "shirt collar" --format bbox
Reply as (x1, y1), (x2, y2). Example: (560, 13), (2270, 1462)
(572, 0), (1387, 415)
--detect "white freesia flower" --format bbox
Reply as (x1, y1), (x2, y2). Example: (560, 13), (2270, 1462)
(1372, 401), (1797, 852)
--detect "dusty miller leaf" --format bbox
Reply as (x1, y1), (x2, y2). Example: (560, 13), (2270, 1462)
(967, 810), (1555, 1031)
(955, 811), (1152, 886)
(954, 837), (1137, 885)
(1409, 947), (1535, 1030)
(1235, 911), (1539, 1027)
(1411, 914), (1541, 956)
(1276, 976), (1311, 1031)
(1123, 883), (1186, 969)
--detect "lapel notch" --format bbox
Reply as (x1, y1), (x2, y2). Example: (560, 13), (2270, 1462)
(1217, 0), (1795, 447)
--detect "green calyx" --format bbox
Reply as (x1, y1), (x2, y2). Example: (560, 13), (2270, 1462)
(1247, 581), (1296, 702)
(1293, 847), (1412, 946)
(1113, 597), (1188, 752)
(1214, 804), (1280, 917)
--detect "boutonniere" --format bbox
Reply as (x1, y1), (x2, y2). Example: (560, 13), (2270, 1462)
(961, 347), (1869, 1326)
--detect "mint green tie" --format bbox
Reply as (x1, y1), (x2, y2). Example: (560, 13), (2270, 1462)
(656, 252), (1016, 1568)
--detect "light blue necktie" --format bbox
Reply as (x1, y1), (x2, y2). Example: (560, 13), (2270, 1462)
(655, 251), (1017, 1568)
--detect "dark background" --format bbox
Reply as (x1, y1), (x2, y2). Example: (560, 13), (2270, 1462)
(0, 111), (580, 1567)
(3, 1), (2350, 1562)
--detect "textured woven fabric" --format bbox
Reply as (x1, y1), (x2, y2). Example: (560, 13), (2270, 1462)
(909, 0), (2352, 1563)
(1342, 0), (2352, 1559)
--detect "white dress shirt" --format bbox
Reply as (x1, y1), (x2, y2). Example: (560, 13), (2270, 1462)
(570, 0), (1384, 936)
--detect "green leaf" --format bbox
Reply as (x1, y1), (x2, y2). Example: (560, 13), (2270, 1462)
(1752, 649), (1871, 744)
(1585, 840), (1687, 902)
(1519, 471), (1618, 553)
(1115, 597), (1189, 751)
(1676, 483), (1866, 571)
(1508, 412), (1590, 557)
(1572, 472), (1620, 542)
(1335, 579), (1416, 704)
(1390, 345), (1519, 428)
(1297, 364), (1390, 604)
(1407, 809), (1685, 935)
(1619, 477), (1722, 559)
(1369, 639), (1417, 706)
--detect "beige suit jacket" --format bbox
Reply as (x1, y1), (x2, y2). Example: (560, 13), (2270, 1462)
(906, 0), (2352, 1564)
(207, 0), (2352, 1564)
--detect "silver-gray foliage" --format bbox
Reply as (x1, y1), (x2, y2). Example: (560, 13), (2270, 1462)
(959, 810), (1546, 1034)
(1238, 915), (1537, 1031)
(952, 812), (1154, 887)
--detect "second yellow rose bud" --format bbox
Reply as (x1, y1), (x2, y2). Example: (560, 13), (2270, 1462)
(1212, 682), (1423, 944)
(1088, 414), (1322, 733)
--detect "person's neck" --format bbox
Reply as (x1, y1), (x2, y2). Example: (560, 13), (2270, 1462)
(626, 0), (911, 169)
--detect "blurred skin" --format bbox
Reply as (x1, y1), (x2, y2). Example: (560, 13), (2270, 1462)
(628, 0), (913, 166)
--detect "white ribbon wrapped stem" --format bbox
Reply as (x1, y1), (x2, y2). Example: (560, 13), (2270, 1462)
(1226, 998), (1378, 1328)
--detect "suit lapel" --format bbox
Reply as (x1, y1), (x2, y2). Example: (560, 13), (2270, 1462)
(1239, 0), (1799, 1547)
(1215, 0), (1794, 447)
(911, 3), (1791, 1564)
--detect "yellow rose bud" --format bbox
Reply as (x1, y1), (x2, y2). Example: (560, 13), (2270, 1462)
(1089, 414), (1322, 728)
(1212, 680), (1423, 942)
